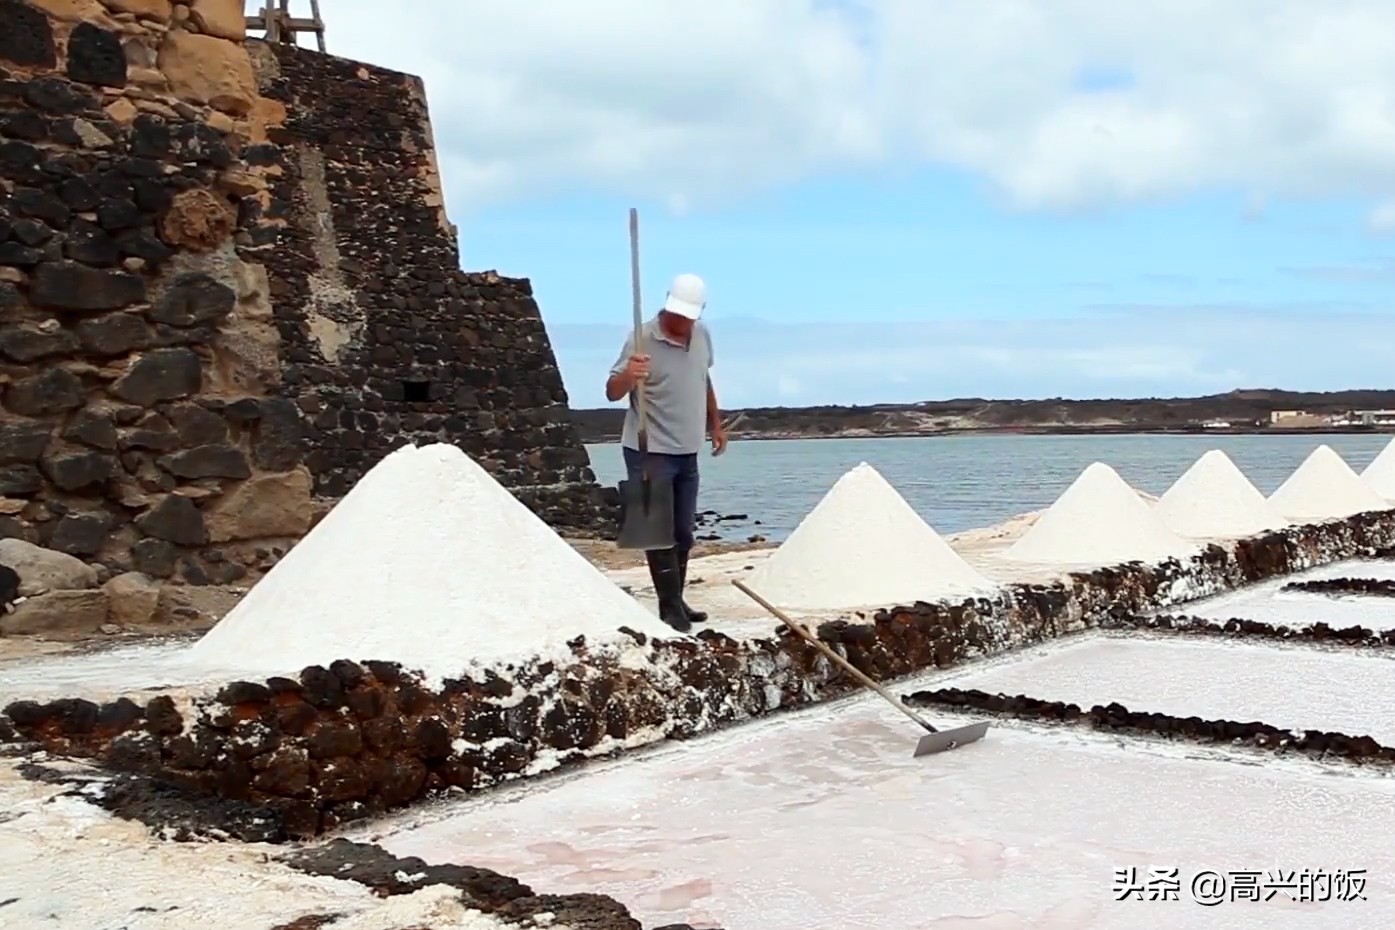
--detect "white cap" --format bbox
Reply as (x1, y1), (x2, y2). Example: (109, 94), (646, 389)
(661, 273), (706, 320)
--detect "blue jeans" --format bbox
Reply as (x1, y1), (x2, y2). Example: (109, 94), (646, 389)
(622, 447), (699, 552)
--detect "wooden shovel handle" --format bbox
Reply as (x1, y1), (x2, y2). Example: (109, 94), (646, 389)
(628, 207), (650, 452)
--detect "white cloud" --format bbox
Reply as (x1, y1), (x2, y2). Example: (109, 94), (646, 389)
(1282, 258), (1395, 281)
(302, 0), (1395, 221)
(775, 374), (803, 398)
(1370, 200), (1395, 234)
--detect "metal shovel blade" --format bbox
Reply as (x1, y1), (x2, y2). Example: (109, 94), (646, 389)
(913, 721), (991, 757)
(615, 476), (676, 550)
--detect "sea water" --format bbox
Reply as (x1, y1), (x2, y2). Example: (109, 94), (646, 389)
(587, 433), (1392, 541)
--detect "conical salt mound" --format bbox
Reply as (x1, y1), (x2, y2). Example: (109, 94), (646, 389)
(1002, 462), (1193, 566)
(1360, 437), (1395, 500)
(1156, 450), (1289, 539)
(1268, 444), (1388, 522)
(185, 443), (677, 680)
(742, 462), (995, 609)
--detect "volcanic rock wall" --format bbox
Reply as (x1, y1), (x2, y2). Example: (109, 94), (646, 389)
(6, 511), (1395, 839)
(250, 43), (611, 531)
(0, 0), (614, 624)
(0, 0), (313, 608)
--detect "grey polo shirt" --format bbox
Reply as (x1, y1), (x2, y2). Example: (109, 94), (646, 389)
(610, 317), (714, 455)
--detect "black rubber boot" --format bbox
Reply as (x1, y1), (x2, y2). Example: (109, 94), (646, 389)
(645, 548), (692, 633)
(676, 549), (707, 623)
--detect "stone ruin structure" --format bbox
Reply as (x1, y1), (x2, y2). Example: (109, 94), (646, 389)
(0, 0), (615, 629)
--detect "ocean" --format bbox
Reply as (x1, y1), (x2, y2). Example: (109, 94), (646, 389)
(585, 433), (1393, 541)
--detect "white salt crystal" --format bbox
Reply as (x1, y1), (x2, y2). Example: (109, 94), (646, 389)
(1268, 444), (1389, 522)
(1360, 437), (1395, 500)
(314, 884), (522, 929)
(1156, 449), (1289, 539)
(184, 443), (678, 680)
(1001, 462), (1195, 566)
(742, 461), (996, 610)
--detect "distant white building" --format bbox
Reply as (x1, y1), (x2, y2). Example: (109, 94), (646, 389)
(1356, 410), (1395, 426)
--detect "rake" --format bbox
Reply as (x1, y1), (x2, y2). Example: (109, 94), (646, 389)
(732, 579), (990, 756)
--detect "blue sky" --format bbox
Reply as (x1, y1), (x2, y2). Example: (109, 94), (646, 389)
(461, 180), (1393, 408)
(301, 1), (1395, 409)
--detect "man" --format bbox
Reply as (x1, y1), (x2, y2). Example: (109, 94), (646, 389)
(606, 272), (728, 633)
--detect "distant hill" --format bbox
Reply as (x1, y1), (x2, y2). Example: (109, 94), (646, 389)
(570, 388), (1395, 442)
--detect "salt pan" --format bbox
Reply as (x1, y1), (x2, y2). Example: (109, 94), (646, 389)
(185, 443), (677, 680)
(1267, 444), (1388, 522)
(372, 696), (1395, 930)
(1001, 462), (1194, 566)
(741, 462), (995, 609)
(1360, 437), (1395, 500)
(0, 769), (526, 930)
(1155, 449), (1289, 539)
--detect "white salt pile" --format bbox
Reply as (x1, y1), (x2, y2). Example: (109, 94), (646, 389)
(1155, 449), (1289, 539)
(185, 443), (678, 681)
(1360, 437), (1395, 500)
(1267, 444), (1389, 523)
(1001, 462), (1194, 566)
(742, 462), (996, 609)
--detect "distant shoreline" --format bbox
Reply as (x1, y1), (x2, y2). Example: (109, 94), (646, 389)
(581, 425), (1395, 445)
(571, 387), (1395, 445)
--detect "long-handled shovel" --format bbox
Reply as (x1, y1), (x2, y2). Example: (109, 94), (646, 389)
(732, 579), (990, 756)
(616, 207), (677, 551)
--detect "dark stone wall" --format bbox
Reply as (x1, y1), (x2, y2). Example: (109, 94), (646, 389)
(6, 510), (1395, 839)
(0, 2), (314, 598)
(0, 1), (619, 601)
(248, 44), (615, 534)
(908, 687), (1395, 766)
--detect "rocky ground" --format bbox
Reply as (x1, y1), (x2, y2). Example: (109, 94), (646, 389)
(0, 536), (242, 662)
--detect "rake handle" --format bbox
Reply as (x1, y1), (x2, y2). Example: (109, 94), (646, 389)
(732, 579), (939, 734)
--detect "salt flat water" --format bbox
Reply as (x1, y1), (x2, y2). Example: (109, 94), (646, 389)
(937, 633), (1395, 743)
(372, 694), (1395, 930)
(587, 433), (1392, 540)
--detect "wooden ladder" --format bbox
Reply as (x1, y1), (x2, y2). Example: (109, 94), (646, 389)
(245, 0), (327, 53)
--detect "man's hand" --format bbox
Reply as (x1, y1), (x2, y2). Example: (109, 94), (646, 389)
(710, 423), (728, 456)
(623, 353), (650, 385)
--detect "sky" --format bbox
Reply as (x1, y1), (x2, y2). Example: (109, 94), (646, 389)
(269, 0), (1395, 409)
